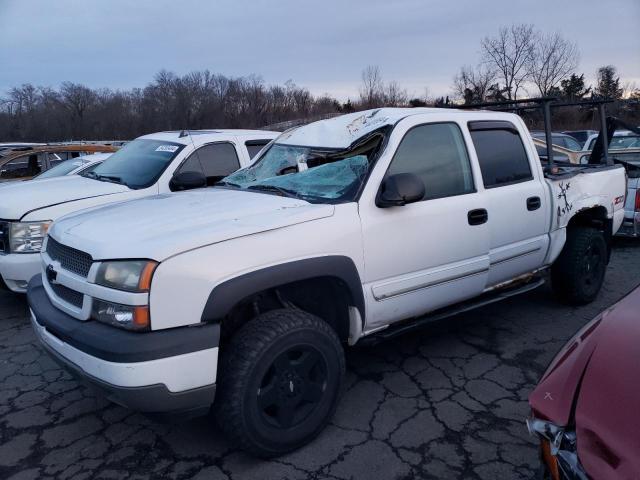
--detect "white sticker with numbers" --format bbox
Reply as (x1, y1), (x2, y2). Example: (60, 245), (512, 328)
(156, 145), (179, 153)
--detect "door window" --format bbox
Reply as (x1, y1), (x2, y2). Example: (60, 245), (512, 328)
(469, 123), (533, 188)
(245, 140), (272, 159)
(177, 143), (240, 186)
(386, 123), (475, 201)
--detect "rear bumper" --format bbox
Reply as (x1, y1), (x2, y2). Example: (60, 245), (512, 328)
(0, 252), (41, 293)
(28, 276), (219, 415)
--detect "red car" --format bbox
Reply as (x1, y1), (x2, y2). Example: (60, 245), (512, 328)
(527, 285), (640, 479)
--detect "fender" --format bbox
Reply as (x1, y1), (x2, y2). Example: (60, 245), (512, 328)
(201, 256), (365, 323)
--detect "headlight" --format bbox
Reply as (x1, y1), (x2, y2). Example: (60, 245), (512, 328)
(92, 299), (150, 331)
(95, 260), (158, 292)
(9, 221), (51, 253)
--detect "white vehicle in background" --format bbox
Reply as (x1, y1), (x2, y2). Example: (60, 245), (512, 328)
(27, 108), (625, 457)
(584, 130), (640, 151)
(32, 153), (112, 180)
(0, 129), (278, 292)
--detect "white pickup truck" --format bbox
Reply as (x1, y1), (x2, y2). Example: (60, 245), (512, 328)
(0, 129), (278, 292)
(27, 108), (626, 457)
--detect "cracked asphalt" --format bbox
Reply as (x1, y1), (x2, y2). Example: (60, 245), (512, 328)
(1, 240), (639, 480)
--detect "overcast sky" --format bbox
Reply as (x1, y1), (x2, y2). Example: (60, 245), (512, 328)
(1, 0), (639, 100)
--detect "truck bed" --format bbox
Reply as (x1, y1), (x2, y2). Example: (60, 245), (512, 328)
(543, 161), (626, 231)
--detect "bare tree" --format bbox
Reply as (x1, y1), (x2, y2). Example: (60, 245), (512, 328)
(359, 65), (384, 108)
(529, 32), (579, 96)
(383, 80), (408, 106)
(481, 24), (536, 100)
(59, 82), (96, 124)
(453, 65), (496, 103)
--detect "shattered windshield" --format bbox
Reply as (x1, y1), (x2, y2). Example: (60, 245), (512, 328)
(220, 133), (384, 203)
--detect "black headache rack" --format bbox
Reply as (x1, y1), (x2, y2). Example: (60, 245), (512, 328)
(452, 97), (637, 174)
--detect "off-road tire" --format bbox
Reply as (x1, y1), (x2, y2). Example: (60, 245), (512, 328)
(214, 309), (345, 457)
(551, 227), (607, 305)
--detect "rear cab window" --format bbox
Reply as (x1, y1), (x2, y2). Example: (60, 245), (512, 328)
(468, 121), (533, 188)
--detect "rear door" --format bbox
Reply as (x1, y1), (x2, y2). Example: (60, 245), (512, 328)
(468, 121), (550, 286)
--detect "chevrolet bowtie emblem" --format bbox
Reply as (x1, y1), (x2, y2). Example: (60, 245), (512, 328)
(46, 264), (58, 284)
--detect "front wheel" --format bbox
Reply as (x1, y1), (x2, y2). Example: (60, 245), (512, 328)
(551, 227), (607, 305)
(215, 309), (345, 457)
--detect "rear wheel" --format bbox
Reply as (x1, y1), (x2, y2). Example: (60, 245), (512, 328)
(215, 309), (345, 457)
(551, 227), (607, 305)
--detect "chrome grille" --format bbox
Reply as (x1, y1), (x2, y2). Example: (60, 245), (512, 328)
(0, 221), (7, 253)
(46, 236), (93, 277)
(49, 280), (84, 308)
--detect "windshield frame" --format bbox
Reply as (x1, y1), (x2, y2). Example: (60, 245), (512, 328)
(216, 126), (392, 205)
(81, 138), (186, 190)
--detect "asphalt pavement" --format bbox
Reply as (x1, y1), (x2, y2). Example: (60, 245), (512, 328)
(1, 240), (639, 480)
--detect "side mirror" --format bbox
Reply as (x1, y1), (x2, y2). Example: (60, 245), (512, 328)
(376, 173), (425, 207)
(170, 171), (207, 191)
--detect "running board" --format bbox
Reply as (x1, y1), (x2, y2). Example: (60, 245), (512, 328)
(359, 276), (545, 346)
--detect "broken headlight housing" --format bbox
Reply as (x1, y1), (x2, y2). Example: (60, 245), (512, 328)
(526, 418), (588, 480)
(9, 221), (51, 253)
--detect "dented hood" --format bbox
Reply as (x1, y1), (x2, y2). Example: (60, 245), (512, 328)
(0, 175), (130, 220)
(49, 188), (334, 261)
(530, 287), (640, 478)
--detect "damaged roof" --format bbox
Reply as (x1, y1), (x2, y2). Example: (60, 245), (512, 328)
(276, 107), (463, 149)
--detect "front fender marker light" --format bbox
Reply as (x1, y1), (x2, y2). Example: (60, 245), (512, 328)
(139, 262), (158, 291)
(134, 306), (150, 329)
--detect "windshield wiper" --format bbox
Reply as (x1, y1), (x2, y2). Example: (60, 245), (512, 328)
(83, 171), (128, 187)
(97, 174), (123, 183)
(247, 184), (304, 199)
(215, 180), (241, 188)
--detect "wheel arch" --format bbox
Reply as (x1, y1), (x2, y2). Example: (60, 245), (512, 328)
(201, 256), (365, 343)
(566, 205), (613, 261)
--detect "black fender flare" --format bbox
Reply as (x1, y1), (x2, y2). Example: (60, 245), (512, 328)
(200, 256), (365, 323)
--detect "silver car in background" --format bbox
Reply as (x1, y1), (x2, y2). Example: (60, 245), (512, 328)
(616, 150), (640, 237)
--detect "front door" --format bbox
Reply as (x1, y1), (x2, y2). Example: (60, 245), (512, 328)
(359, 119), (490, 329)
